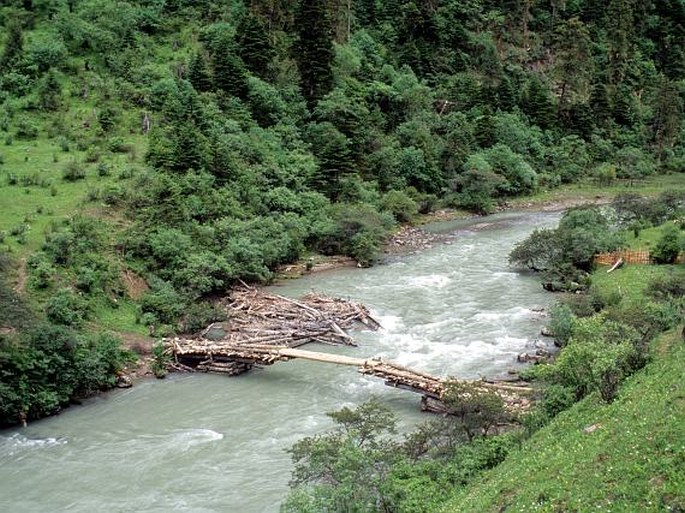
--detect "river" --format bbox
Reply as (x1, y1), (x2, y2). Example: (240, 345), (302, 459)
(0, 210), (559, 513)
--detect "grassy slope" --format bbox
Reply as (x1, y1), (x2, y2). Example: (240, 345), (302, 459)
(443, 327), (685, 513)
(508, 174), (685, 210)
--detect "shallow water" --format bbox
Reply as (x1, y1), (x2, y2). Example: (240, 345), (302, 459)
(0, 211), (558, 513)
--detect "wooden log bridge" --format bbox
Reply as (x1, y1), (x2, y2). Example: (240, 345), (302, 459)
(162, 286), (532, 413)
(163, 338), (532, 413)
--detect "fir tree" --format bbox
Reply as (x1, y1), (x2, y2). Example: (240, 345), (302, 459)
(0, 22), (24, 73)
(187, 52), (213, 93)
(295, 0), (334, 108)
(236, 12), (274, 80)
(212, 50), (248, 99)
(521, 76), (556, 129)
(589, 80), (611, 126)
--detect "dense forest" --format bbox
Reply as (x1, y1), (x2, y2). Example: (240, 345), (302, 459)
(0, 0), (684, 487)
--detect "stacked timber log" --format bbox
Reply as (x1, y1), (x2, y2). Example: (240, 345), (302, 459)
(209, 286), (381, 348)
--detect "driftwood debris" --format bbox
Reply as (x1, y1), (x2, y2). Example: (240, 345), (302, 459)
(204, 286), (382, 348)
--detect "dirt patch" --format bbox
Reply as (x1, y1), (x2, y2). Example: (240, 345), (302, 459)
(121, 269), (149, 300)
(119, 331), (157, 381)
(13, 258), (27, 295)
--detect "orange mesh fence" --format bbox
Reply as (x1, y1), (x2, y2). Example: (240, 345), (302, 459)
(594, 249), (685, 265)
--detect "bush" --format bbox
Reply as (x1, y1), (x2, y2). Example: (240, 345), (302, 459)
(380, 190), (419, 223)
(646, 270), (685, 301)
(45, 288), (90, 327)
(652, 224), (682, 264)
(315, 203), (392, 266)
(139, 281), (185, 327)
(548, 303), (576, 346)
(15, 118), (38, 139)
(62, 160), (86, 181)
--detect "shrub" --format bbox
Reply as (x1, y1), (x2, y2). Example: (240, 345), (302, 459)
(96, 162), (110, 177)
(652, 224), (682, 264)
(180, 302), (227, 334)
(380, 190), (419, 223)
(62, 160), (86, 181)
(548, 302), (576, 346)
(15, 119), (38, 140)
(646, 270), (685, 301)
(83, 146), (101, 163)
(315, 203), (392, 266)
(139, 281), (185, 326)
(45, 288), (90, 327)
(28, 260), (55, 289)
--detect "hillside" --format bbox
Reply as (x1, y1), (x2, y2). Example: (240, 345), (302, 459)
(443, 327), (685, 512)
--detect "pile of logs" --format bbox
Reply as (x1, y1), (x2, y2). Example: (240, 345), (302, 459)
(205, 286), (381, 349)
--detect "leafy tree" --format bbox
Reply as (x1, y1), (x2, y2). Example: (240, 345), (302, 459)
(442, 381), (508, 441)
(283, 398), (400, 513)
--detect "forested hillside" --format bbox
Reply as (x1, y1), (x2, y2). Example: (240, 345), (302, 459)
(0, 1), (684, 424)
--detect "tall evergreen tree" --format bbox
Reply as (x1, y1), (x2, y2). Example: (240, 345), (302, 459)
(0, 22), (24, 73)
(187, 51), (213, 93)
(295, 0), (334, 108)
(652, 77), (682, 152)
(521, 76), (556, 129)
(212, 50), (248, 99)
(236, 12), (274, 80)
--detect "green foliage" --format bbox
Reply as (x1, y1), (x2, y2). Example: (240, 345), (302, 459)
(62, 160), (85, 181)
(45, 287), (90, 327)
(548, 302), (576, 347)
(380, 189), (418, 223)
(442, 381), (509, 441)
(0, 325), (133, 426)
(651, 223), (683, 264)
(284, 398), (399, 513)
(510, 206), (625, 290)
(150, 341), (169, 378)
(445, 329), (685, 513)
(315, 203), (392, 266)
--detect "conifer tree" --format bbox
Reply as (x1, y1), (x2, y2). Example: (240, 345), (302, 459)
(236, 12), (274, 80)
(212, 50), (248, 99)
(0, 22), (24, 73)
(589, 80), (611, 126)
(521, 76), (556, 129)
(295, 0), (334, 108)
(187, 52), (212, 93)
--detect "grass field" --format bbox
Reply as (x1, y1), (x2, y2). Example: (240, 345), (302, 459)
(509, 174), (685, 208)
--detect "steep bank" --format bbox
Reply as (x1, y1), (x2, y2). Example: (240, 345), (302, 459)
(443, 327), (685, 512)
